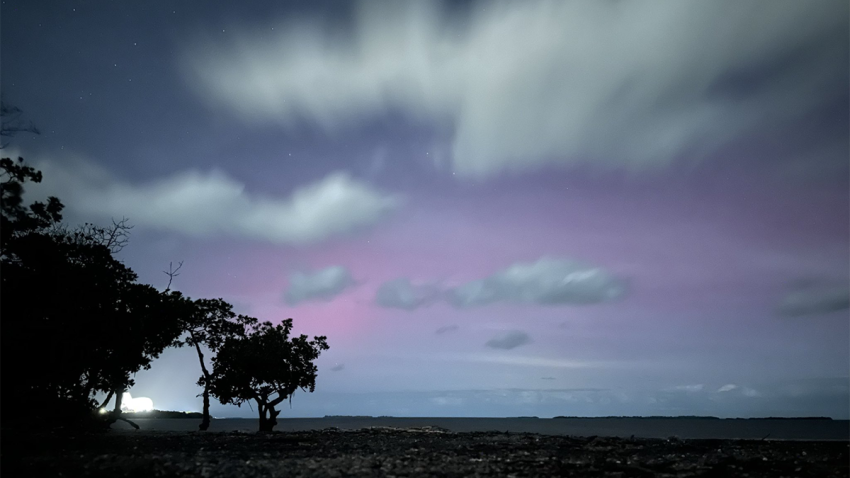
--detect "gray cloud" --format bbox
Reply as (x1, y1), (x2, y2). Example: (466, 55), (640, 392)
(665, 384), (705, 393)
(447, 258), (625, 308)
(485, 330), (532, 350)
(375, 278), (442, 310)
(435, 325), (459, 335)
(285, 266), (356, 305)
(184, 0), (847, 178)
(776, 282), (849, 317)
(26, 155), (400, 244)
(330, 363), (345, 372)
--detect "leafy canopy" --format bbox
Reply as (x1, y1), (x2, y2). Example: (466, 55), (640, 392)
(206, 318), (329, 409)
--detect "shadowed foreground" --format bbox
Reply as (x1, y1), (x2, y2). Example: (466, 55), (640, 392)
(9, 427), (849, 477)
(113, 416), (850, 440)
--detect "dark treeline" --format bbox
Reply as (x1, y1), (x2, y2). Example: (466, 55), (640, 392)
(0, 105), (328, 432)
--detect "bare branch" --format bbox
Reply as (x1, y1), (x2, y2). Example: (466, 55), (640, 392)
(163, 260), (184, 292)
(1, 101), (40, 148)
(80, 217), (133, 254)
(101, 217), (133, 253)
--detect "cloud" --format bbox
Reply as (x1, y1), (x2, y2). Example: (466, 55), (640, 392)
(712, 384), (761, 397)
(430, 396), (464, 407)
(485, 330), (532, 350)
(27, 156), (400, 244)
(667, 384), (705, 393)
(776, 282), (850, 317)
(375, 278), (442, 310)
(741, 387), (760, 398)
(541, 377), (556, 381)
(330, 363), (345, 372)
(435, 325), (459, 335)
(285, 266), (356, 305)
(446, 353), (638, 369)
(183, 0), (847, 178)
(446, 257), (625, 308)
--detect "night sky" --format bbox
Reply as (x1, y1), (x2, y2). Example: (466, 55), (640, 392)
(3, 0), (848, 418)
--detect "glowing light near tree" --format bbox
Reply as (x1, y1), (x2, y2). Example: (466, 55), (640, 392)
(121, 392), (154, 412)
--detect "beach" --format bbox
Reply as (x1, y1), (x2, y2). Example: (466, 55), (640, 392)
(10, 419), (849, 477)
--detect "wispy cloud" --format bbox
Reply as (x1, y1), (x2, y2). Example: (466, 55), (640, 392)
(666, 384), (705, 393)
(375, 278), (442, 310)
(776, 281), (849, 317)
(435, 325), (459, 335)
(27, 155), (400, 244)
(485, 330), (532, 350)
(285, 266), (356, 305)
(184, 0), (847, 178)
(447, 257), (626, 308)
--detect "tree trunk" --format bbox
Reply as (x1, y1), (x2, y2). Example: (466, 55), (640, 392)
(98, 390), (114, 411)
(268, 407), (280, 431)
(104, 389), (139, 429)
(257, 402), (275, 432)
(199, 387), (211, 431)
(193, 340), (212, 431)
(112, 388), (123, 414)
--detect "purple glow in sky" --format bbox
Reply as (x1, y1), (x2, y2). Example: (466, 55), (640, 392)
(2, 0), (847, 418)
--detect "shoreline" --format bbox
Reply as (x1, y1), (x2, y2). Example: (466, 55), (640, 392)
(107, 416), (850, 441)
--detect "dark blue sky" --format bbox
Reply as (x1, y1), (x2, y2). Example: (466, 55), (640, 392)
(2, 0), (848, 418)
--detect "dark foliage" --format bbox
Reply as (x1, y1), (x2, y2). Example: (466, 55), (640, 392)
(0, 156), (188, 430)
(204, 318), (329, 431)
(1, 108), (328, 431)
(179, 298), (257, 430)
(0, 106), (191, 431)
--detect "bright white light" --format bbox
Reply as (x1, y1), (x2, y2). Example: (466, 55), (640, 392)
(121, 392), (154, 413)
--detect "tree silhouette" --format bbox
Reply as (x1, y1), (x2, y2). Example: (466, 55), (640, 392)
(205, 319), (328, 431)
(2, 228), (188, 428)
(180, 298), (257, 430)
(1, 157), (186, 430)
(1, 112), (331, 431)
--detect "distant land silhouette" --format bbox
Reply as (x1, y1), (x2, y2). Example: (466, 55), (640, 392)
(118, 410), (203, 419)
(551, 416), (834, 420)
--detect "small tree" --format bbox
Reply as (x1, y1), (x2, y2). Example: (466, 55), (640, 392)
(181, 298), (256, 430)
(205, 319), (328, 431)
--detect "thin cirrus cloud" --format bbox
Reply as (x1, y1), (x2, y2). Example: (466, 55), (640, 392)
(27, 155), (400, 244)
(284, 266), (356, 305)
(374, 278), (442, 310)
(446, 258), (626, 308)
(375, 257), (625, 310)
(485, 330), (532, 350)
(776, 282), (850, 317)
(435, 325), (459, 336)
(183, 0), (847, 178)
(666, 384), (705, 393)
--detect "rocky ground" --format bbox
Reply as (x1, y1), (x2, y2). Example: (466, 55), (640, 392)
(7, 426), (849, 477)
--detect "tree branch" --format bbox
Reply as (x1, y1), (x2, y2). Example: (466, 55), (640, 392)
(163, 260), (184, 292)
(97, 390), (115, 410)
